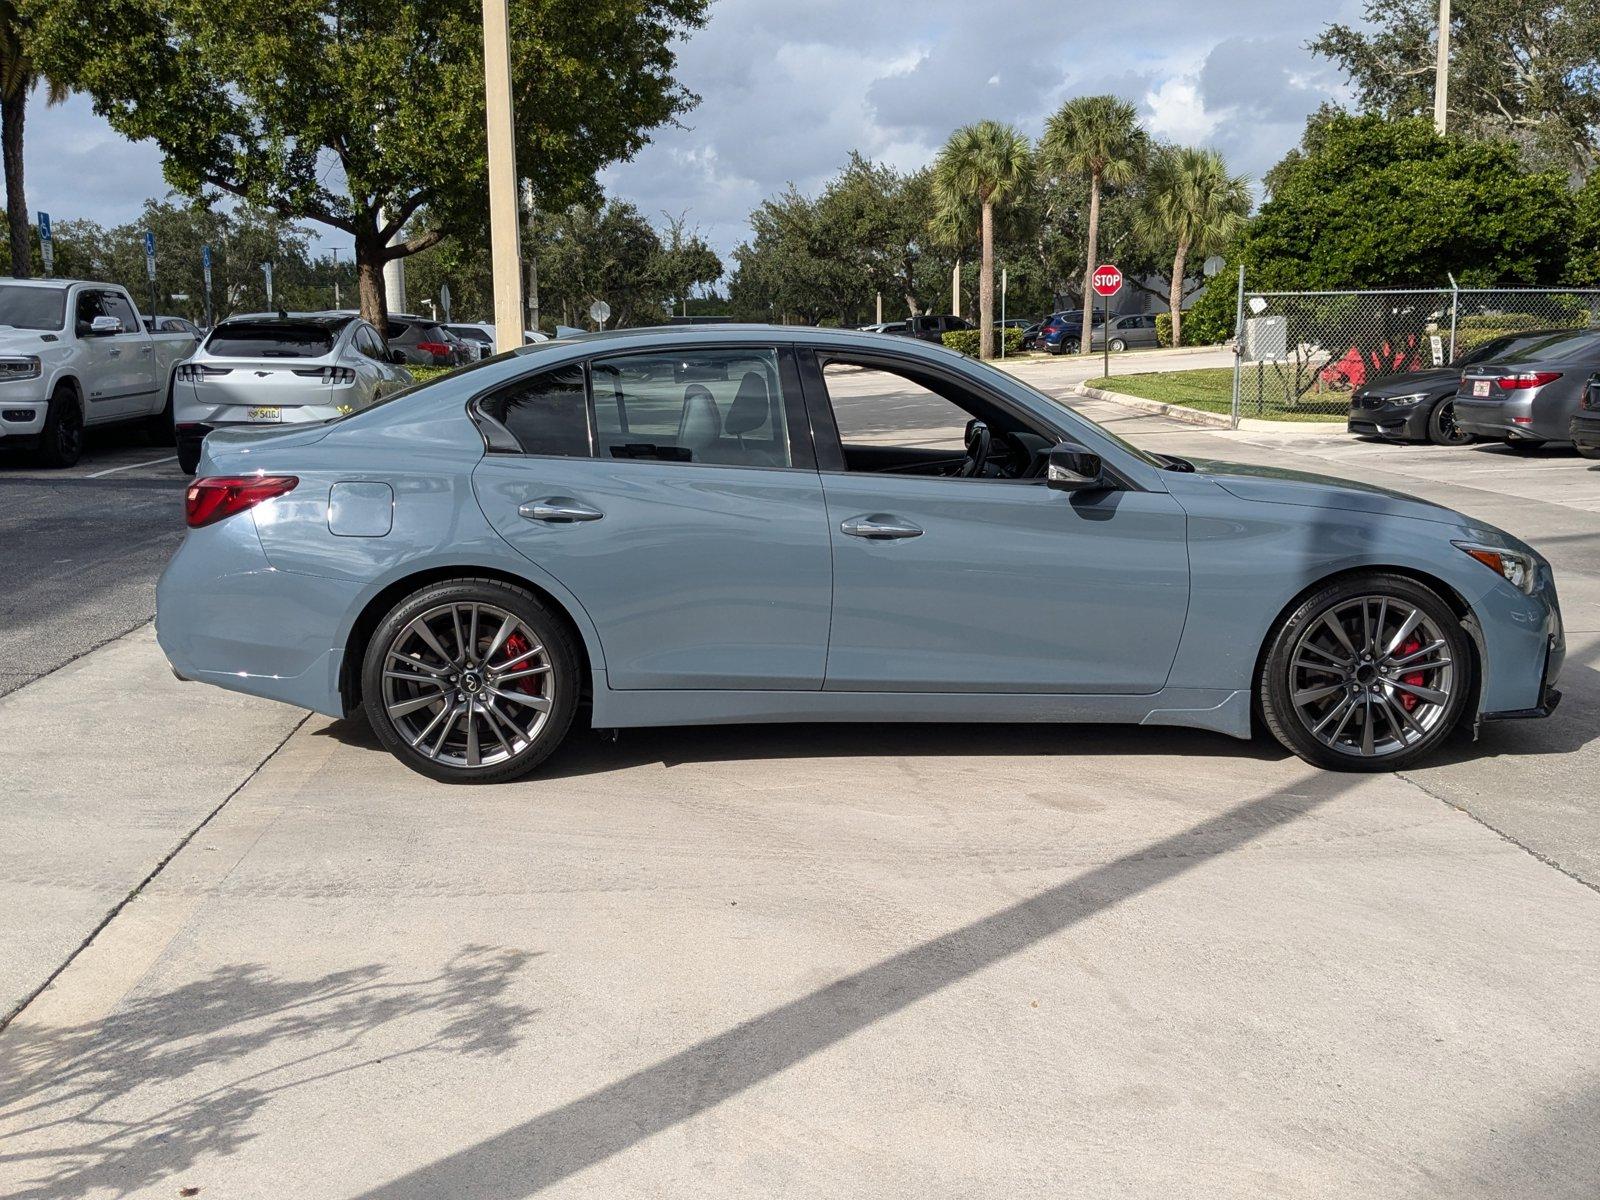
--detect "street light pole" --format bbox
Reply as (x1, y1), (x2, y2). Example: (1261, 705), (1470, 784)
(1434, 0), (1451, 134)
(331, 247), (341, 309)
(483, 0), (524, 352)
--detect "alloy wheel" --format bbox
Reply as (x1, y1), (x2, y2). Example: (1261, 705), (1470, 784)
(56, 400), (84, 461)
(379, 601), (554, 769)
(1287, 594), (1455, 759)
(1431, 399), (1471, 446)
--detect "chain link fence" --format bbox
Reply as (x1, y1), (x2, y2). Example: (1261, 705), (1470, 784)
(1230, 284), (1600, 422)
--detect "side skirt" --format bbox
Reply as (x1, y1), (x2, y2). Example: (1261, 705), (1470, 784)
(589, 674), (1252, 740)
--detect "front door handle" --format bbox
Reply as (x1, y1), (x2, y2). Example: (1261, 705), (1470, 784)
(840, 514), (923, 539)
(107, 348), (122, 358)
(519, 497), (604, 523)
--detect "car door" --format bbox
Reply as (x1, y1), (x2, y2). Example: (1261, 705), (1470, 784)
(99, 291), (161, 416)
(802, 348), (1190, 694)
(472, 345), (835, 690)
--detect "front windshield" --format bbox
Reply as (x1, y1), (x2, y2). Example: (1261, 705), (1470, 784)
(0, 284), (67, 331)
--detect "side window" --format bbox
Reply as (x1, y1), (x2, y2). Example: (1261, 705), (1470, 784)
(590, 348), (791, 468)
(480, 363), (592, 457)
(818, 357), (1053, 481)
(356, 327), (384, 360)
(75, 290), (107, 330)
(102, 292), (139, 333)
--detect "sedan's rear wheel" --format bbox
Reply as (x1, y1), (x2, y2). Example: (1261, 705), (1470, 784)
(362, 579), (579, 784)
(1259, 574), (1470, 771)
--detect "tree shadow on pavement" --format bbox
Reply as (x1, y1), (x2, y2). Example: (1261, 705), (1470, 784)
(340, 772), (1359, 1200)
(0, 947), (538, 1200)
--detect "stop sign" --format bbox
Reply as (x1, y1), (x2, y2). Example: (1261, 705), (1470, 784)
(1092, 264), (1123, 297)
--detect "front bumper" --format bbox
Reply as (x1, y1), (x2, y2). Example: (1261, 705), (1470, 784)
(0, 393), (47, 442)
(1347, 398), (1431, 440)
(1570, 412), (1600, 449)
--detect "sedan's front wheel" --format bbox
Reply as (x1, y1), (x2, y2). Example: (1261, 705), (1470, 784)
(1259, 574), (1470, 771)
(362, 579), (579, 784)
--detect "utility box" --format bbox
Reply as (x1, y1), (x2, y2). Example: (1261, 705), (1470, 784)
(1244, 314), (1287, 361)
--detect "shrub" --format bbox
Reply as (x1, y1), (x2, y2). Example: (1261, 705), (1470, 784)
(1155, 312), (1173, 348)
(941, 326), (1024, 356)
(402, 365), (455, 385)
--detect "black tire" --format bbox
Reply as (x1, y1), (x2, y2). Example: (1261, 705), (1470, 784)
(1258, 573), (1471, 772)
(144, 377), (176, 446)
(1425, 397), (1473, 446)
(176, 437), (202, 475)
(35, 385), (85, 468)
(361, 578), (580, 784)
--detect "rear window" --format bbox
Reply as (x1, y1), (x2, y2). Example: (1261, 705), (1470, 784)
(0, 284), (67, 331)
(450, 326), (493, 343)
(1478, 330), (1600, 365)
(206, 324), (335, 358)
(479, 363), (591, 457)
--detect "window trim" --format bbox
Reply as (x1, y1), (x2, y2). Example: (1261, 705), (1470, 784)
(796, 344), (1140, 491)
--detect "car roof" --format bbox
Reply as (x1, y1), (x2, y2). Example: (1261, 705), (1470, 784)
(215, 313), (354, 331)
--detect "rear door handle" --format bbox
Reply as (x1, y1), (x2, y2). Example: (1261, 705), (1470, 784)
(840, 514), (923, 539)
(519, 497), (604, 523)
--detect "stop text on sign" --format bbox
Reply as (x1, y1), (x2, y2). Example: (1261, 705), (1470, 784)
(1092, 264), (1123, 297)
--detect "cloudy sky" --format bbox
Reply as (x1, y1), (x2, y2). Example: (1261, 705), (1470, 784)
(26, 0), (1365, 262)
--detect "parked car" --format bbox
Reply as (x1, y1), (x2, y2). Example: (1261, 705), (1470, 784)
(172, 313), (410, 474)
(157, 325), (1562, 784)
(857, 321), (909, 334)
(904, 314), (972, 342)
(144, 314), (204, 338)
(1347, 331), (1571, 446)
(387, 317), (462, 366)
(1019, 322), (1043, 350)
(1040, 310), (1096, 354)
(447, 322), (551, 352)
(440, 325), (481, 363)
(1451, 328), (1600, 449)
(1571, 373), (1600, 459)
(0, 278), (198, 467)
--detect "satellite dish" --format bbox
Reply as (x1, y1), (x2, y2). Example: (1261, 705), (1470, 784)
(589, 299), (611, 327)
(1203, 255), (1225, 278)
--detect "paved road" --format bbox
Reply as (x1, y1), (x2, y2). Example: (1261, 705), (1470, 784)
(3, 384), (1598, 1198)
(0, 433), (186, 698)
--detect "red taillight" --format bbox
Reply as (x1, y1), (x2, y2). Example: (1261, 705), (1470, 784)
(417, 341), (451, 356)
(1497, 371), (1562, 390)
(185, 475), (298, 528)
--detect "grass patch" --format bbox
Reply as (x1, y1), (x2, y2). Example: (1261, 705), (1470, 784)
(1086, 367), (1348, 423)
(403, 365), (457, 385)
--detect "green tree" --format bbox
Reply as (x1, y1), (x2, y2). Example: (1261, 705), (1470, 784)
(1312, 0), (1600, 171)
(1137, 146), (1250, 347)
(652, 213), (723, 316)
(23, 0), (706, 327)
(1040, 95), (1149, 355)
(931, 121), (1032, 358)
(0, 0), (66, 277)
(1186, 113), (1575, 341)
(530, 200), (667, 328)
(1569, 172), (1600, 284)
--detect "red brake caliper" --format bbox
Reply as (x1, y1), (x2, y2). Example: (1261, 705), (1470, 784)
(1397, 636), (1424, 711)
(500, 633), (540, 694)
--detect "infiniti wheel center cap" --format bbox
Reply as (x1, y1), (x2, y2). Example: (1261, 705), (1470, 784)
(461, 671), (483, 695)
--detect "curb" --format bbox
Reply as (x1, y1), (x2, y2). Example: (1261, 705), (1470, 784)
(1073, 385), (1350, 434)
(1073, 384), (1235, 429)
(993, 343), (1226, 373)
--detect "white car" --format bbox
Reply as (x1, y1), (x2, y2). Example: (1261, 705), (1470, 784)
(447, 322), (550, 355)
(173, 313), (411, 473)
(0, 278), (198, 467)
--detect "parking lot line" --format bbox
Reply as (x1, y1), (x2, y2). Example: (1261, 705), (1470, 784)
(84, 455), (179, 479)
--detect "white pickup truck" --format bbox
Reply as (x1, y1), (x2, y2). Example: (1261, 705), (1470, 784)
(0, 278), (199, 467)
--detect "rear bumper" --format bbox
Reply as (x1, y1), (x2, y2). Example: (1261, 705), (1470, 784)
(1453, 395), (1568, 442)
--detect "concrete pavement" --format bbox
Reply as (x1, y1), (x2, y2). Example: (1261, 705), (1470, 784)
(2, 392), (1598, 1198)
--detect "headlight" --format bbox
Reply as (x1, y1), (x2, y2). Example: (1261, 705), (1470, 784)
(0, 356), (41, 381)
(1454, 541), (1539, 594)
(1388, 392), (1429, 407)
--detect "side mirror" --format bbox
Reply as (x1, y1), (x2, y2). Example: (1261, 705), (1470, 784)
(88, 315), (123, 336)
(1046, 442), (1106, 492)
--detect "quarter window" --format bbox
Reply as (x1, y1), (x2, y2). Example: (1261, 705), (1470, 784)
(480, 363), (592, 458)
(590, 348), (791, 468)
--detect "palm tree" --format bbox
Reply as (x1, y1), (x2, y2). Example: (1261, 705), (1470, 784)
(0, 1), (67, 278)
(1139, 146), (1250, 347)
(1040, 95), (1147, 355)
(932, 121), (1031, 359)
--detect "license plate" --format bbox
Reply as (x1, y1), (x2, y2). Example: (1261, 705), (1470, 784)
(247, 406), (282, 422)
(1472, 380), (1491, 397)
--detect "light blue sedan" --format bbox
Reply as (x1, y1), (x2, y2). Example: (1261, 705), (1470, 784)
(157, 327), (1564, 783)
